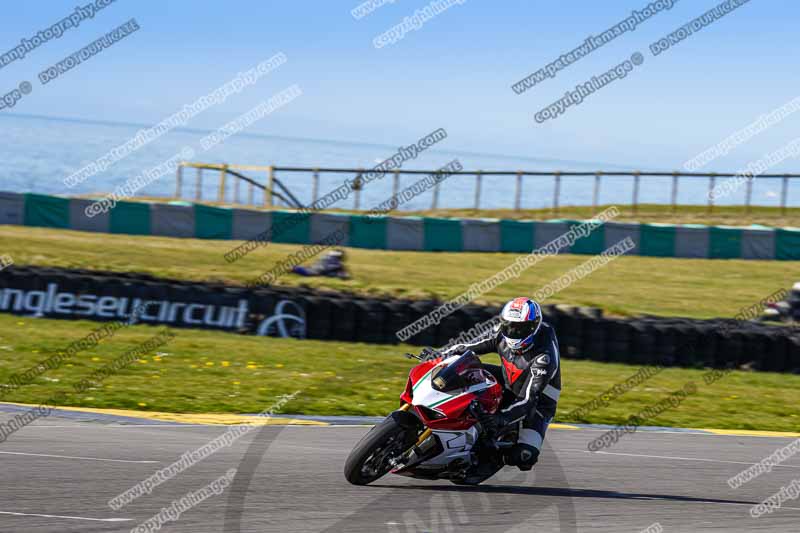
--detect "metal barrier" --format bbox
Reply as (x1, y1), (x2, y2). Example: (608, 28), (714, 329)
(175, 163), (302, 209)
(176, 163), (798, 214)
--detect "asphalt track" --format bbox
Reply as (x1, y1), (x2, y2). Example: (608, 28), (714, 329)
(1, 410), (799, 532)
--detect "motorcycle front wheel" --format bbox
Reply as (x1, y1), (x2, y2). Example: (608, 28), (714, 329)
(344, 414), (413, 485)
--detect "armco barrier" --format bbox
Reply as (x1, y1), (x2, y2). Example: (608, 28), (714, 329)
(1, 266), (799, 372)
(2, 191), (800, 260)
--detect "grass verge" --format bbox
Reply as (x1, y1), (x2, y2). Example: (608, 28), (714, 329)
(0, 314), (797, 432)
(2, 225), (799, 319)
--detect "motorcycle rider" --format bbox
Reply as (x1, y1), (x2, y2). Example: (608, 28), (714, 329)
(434, 297), (561, 471)
(291, 249), (349, 279)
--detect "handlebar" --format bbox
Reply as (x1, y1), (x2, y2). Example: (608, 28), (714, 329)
(405, 347), (444, 362)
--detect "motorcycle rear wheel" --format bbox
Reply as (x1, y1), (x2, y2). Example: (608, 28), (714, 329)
(344, 415), (411, 485)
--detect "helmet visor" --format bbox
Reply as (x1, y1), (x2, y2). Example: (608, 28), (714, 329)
(501, 320), (534, 340)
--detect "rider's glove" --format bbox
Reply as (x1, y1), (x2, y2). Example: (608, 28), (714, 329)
(470, 400), (504, 436)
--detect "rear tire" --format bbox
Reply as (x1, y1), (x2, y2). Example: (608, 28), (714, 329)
(344, 415), (411, 485)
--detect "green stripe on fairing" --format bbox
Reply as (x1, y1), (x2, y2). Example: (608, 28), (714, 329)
(427, 382), (491, 410)
(412, 366), (437, 392)
(428, 395), (454, 408)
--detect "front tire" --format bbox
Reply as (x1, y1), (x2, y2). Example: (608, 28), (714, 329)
(344, 414), (412, 485)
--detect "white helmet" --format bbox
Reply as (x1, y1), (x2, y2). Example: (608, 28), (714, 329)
(499, 297), (543, 354)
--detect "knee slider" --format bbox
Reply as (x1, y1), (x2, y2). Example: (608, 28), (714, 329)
(507, 443), (540, 469)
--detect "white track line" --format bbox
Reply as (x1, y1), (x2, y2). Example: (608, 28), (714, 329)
(650, 500), (800, 513)
(0, 450), (159, 464)
(0, 510), (131, 522)
(565, 449), (800, 469)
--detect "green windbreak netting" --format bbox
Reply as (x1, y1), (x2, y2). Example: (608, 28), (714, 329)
(349, 215), (387, 249)
(776, 228), (800, 260)
(194, 204), (232, 240)
(640, 224), (676, 257)
(24, 193), (69, 229)
(500, 220), (534, 253)
(110, 201), (151, 235)
(566, 219), (605, 255)
(270, 211), (311, 244)
(423, 217), (462, 252)
(709, 226), (742, 259)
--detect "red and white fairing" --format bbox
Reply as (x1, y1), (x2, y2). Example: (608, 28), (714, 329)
(396, 352), (503, 469)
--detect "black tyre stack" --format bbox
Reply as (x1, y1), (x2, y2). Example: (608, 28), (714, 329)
(329, 298), (358, 342)
(1, 265), (798, 373)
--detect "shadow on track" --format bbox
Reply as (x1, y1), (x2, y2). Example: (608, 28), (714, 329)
(378, 483), (759, 507)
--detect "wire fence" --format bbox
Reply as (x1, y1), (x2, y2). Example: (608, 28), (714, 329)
(176, 163), (800, 214)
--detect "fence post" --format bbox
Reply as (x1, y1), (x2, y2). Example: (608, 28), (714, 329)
(218, 165), (228, 203)
(514, 171), (523, 211)
(432, 171), (441, 210)
(708, 173), (716, 214)
(312, 168), (320, 205)
(593, 171), (602, 210)
(392, 170), (400, 200)
(475, 170), (482, 210)
(632, 171), (640, 215)
(671, 171), (679, 213)
(553, 171), (561, 215)
(248, 182), (254, 205)
(195, 167), (202, 201)
(265, 166), (274, 207)
(745, 173), (753, 214)
(175, 164), (183, 199)
(781, 175), (789, 216)
(474, 171), (483, 210)
(234, 173), (241, 205)
(354, 170), (363, 210)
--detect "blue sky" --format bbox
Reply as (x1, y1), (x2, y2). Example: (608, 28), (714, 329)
(2, 0), (799, 171)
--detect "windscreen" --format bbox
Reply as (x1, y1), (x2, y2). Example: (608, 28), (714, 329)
(430, 352), (488, 393)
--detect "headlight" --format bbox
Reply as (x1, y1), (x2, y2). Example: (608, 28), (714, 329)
(417, 405), (445, 420)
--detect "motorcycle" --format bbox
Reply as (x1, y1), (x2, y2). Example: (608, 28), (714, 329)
(344, 350), (516, 486)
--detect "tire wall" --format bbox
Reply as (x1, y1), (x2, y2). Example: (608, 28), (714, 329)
(0, 266), (797, 372)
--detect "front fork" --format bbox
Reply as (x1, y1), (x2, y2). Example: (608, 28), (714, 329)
(390, 404), (436, 471)
(398, 403), (432, 446)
